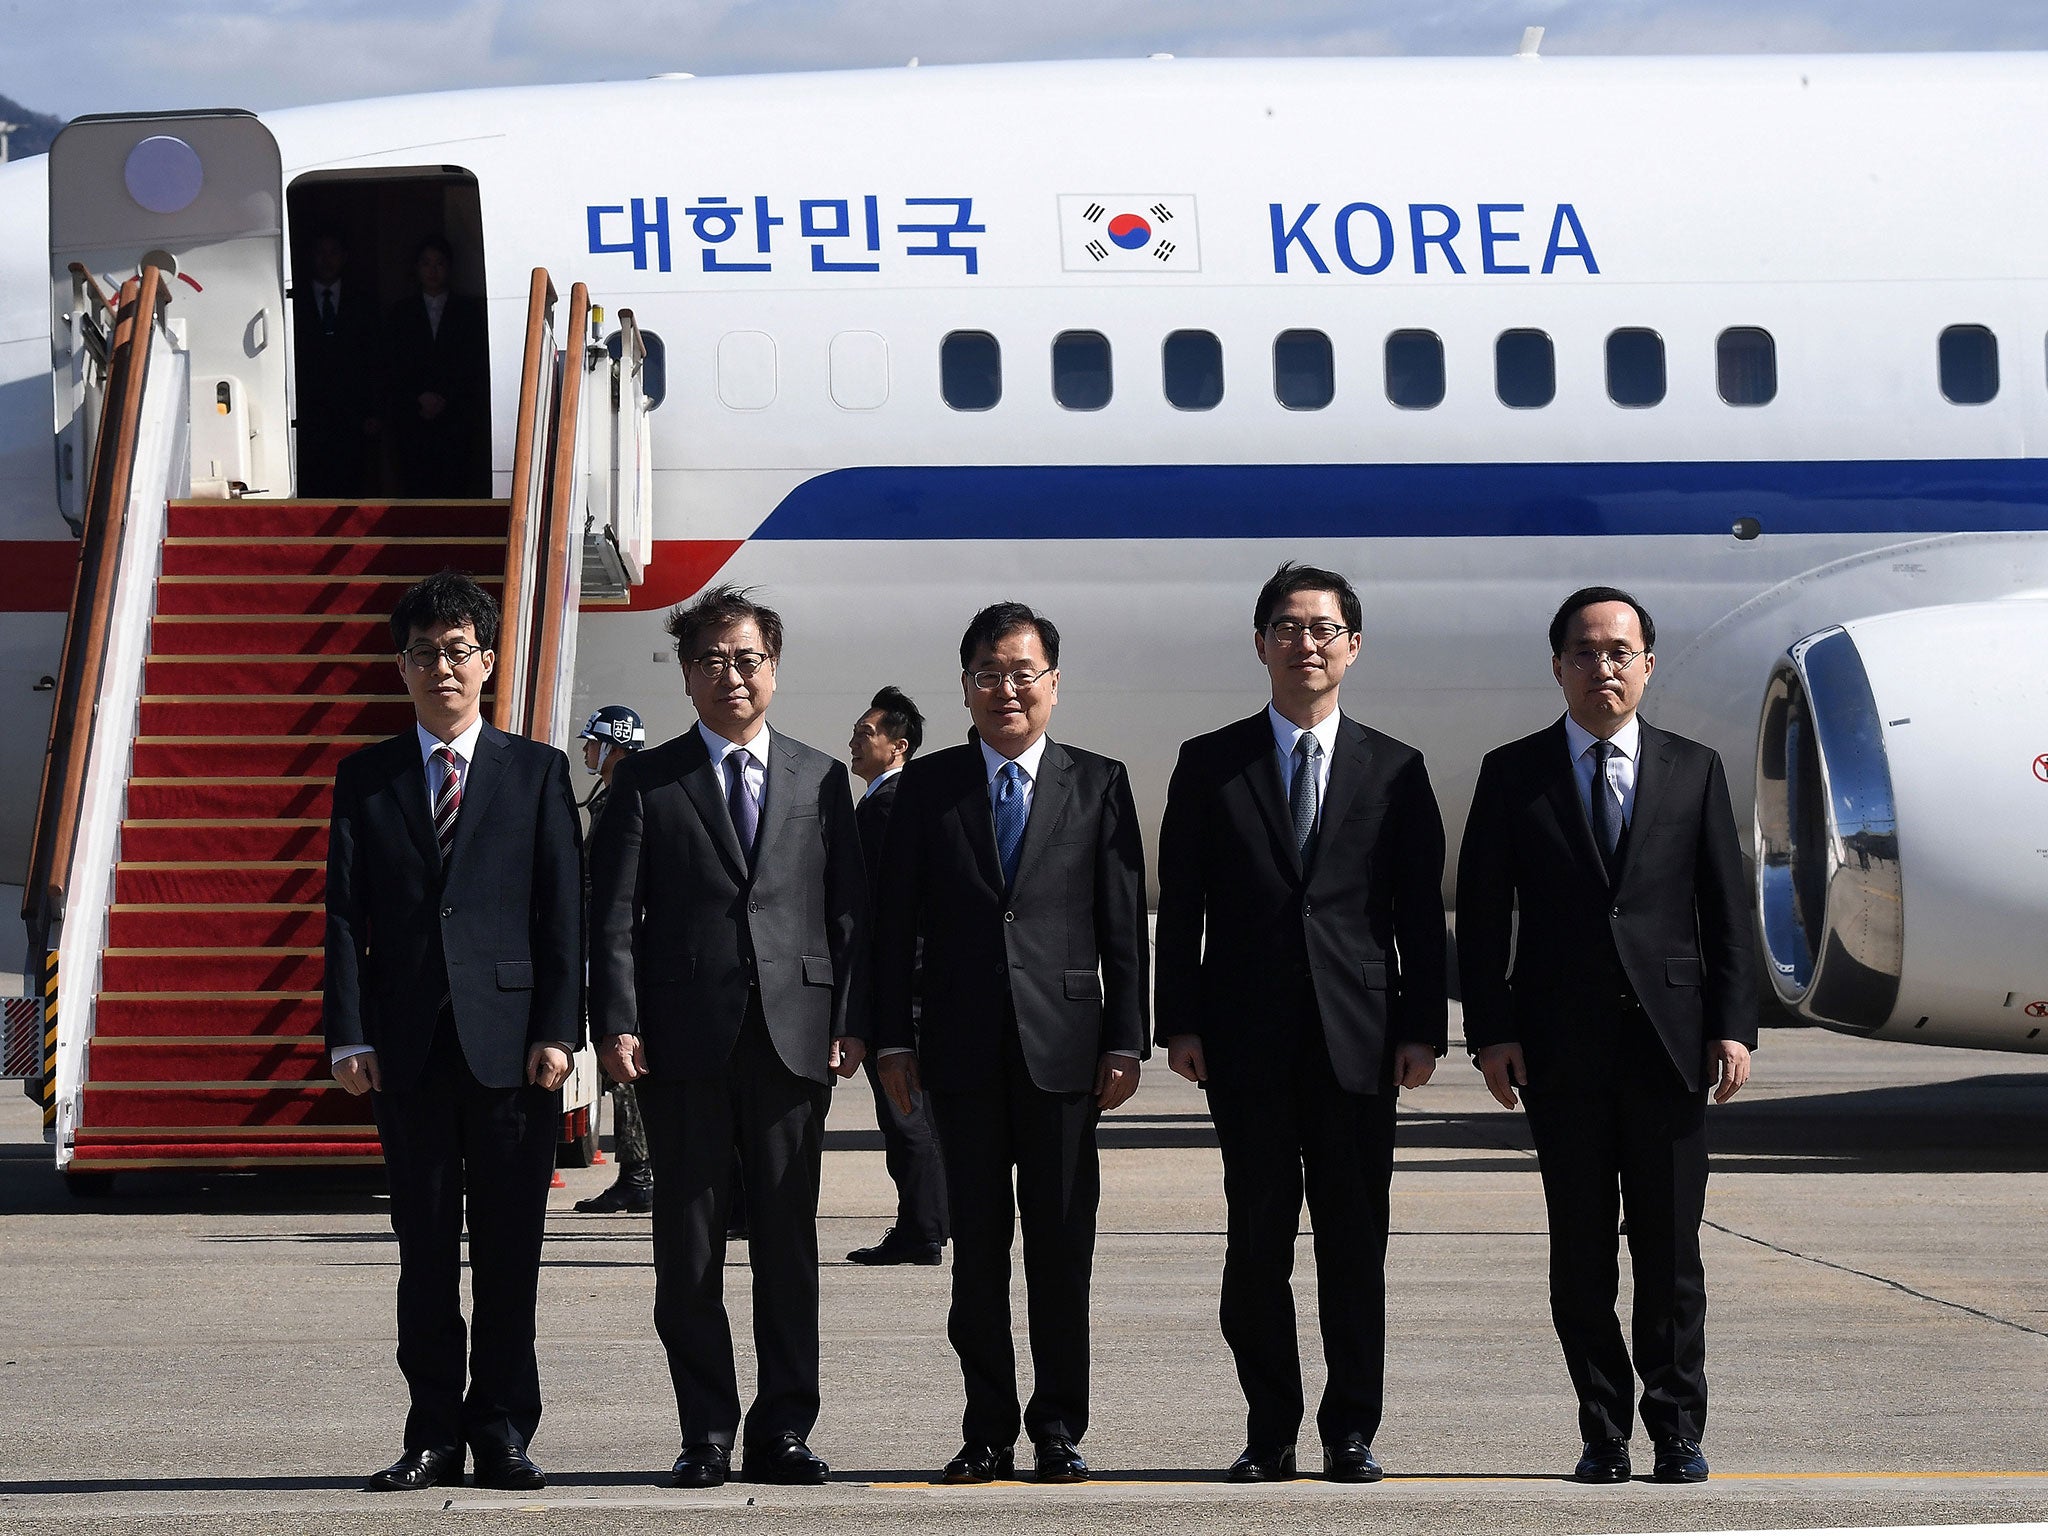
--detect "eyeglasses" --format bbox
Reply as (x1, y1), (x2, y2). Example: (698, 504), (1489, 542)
(400, 642), (483, 670)
(968, 666), (1054, 695)
(1264, 619), (1355, 646)
(1566, 648), (1647, 674)
(692, 650), (772, 679)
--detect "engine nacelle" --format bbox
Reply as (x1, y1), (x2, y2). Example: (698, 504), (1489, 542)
(1755, 600), (2048, 1051)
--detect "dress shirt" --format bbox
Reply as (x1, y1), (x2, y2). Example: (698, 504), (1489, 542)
(1564, 712), (1641, 831)
(698, 720), (771, 813)
(1268, 702), (1341, 807)
(314, 281), (341, 324)
(422, 290), (448, 339)
(861, 765), (902, 801)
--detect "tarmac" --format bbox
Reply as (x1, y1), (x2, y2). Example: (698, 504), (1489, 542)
(2, 1013), (2045, 1536)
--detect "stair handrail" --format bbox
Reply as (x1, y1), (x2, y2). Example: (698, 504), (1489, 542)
(23, 268), (170, 927)
(524, 282), (592, 747)
(493, 267), (558, 733)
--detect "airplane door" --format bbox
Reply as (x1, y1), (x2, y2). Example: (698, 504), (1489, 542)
(49, 110), (290, 503)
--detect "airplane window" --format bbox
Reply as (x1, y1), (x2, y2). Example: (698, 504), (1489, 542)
(1053, 330), (1113, 411)
(1939, 325), (1998, 405)
(1385, 330), (1445, 409)
(716, 331), (777, 411)
(1606, 329), (1666, 408)
(1717, 327), (1776, 406)
(604, 330), (667, 410)
(1496, 329), (1555, 409)
(1274, 329), (1334, 411)
(942, 331), (1001, 411)
(1163, 329), (1223, 411)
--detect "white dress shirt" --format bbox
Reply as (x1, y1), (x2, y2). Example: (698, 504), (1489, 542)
(1564, 713), (1641, 831)
(699, 720), (771, 812)
(862, 765), (903, 801)
(1268, 703), (1341, 807)
(422, 289), (448, 339)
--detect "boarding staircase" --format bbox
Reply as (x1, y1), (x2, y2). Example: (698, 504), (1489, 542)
(23, 264), (658, 1185)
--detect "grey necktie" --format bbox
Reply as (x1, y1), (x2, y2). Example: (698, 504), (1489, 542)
(1590, 739), (1623, 873)
(1290, 734), (1322, 857)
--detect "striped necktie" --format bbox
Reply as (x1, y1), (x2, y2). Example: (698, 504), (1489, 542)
(432, 746), (463, 865)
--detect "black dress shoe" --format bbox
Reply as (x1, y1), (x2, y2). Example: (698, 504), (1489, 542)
(672, 1442), (730, 1488)
(941, 1443), (1015, 1483)
(1322, 1437), (1384, 1483)
(1652, 1437), (1709, 1483)
(365, 1446), (462, 1492)
(1574, 1438), (1632, 1483)
(845, 1226), (945, 1265)
(742, 1432), (829, 1485)
(1226, 1444), (1298, 1482)
(575, 1177), (652, 1214)
(1033, 1436), (1089, 1483)
(473, 1444), (546, 1491)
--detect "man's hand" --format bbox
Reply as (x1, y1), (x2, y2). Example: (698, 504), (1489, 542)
(830, 1036), (866, 1078)
(878, 1052), (920, 1117)
(332, 1050), (381, 1096)
(418, 391), (446, 421)
(1476, 1042), (1528, 1110)
(1393, 1042), (1437, 1091)
(1166, 1034), (1207, 1084)
(599, 1033), (649, 1084)
(527, 1043), (571, 1092)
(1095, 1053), (1140, 1112)
(1709, 1040), (1752, 1104)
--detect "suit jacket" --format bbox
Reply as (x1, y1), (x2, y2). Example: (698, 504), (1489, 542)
(872, 735), (1149, 1095)
(587, 726), (865, 1085)
(384, 291), (489, 438)
(1456, 716), (1757, 1094)
(292, 282), (378, 418)
(322, 723), (583, 1092)
(855, 774), (899, 905)
(1154, 709), (1448, 1095)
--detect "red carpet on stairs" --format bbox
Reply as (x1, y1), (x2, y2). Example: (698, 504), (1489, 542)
(73, 500), (508, 1171)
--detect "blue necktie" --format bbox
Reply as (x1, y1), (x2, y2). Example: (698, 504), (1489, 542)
(994, 761), (1027, 888)
(726, 749), (759, 859)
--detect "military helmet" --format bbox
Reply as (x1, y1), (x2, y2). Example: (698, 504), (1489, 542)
(579, 704), (645, 750)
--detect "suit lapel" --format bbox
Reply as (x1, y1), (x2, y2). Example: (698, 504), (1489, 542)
(1316, 715), (1373, 840)
(749, 732), (802, 873)
(1612, 722), (1676, 889)
(1007, 738), (1073, 894)
(1541, 717), (1613, 886)
(952, 742), (1006, 896)
(678, 730), (749, 882)
(1240, 714), (1303, 881)
(388, 735), (441, 872)
(444, 723), (509, 873)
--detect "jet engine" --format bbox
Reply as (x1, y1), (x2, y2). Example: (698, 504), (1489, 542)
(1755, 600), (2048, 1051)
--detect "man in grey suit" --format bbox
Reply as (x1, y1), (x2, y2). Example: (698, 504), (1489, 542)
(588, 585), (867, 1489)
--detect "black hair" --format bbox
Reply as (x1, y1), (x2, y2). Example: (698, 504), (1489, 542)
(414, 234), (453, 264)
(958, 601), (1060, 671)
(666, 583), (785, 663)
(868, 685), (924, 758)
(1548, 586), (1657, 656)
(389, 569), (499, 651)
(1253, 561), (1363, 634)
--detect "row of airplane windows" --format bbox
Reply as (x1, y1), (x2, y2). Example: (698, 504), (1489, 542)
(914, 323), (2010, 415)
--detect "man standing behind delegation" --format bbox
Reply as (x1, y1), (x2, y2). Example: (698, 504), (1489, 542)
(1155, 562), (1447, 1485)
(874, 603), (1149, 1486)
(844, 686), (949, 1266)
(323, 570), (582, 1493)
(588, 586), (866, 1489)
(1457, 586), (1755, 1486)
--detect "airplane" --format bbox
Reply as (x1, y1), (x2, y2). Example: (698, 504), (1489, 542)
(0, 48), (2044, 1176)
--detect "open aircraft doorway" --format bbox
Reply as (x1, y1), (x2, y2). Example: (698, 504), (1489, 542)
(285, 168), (490, 500)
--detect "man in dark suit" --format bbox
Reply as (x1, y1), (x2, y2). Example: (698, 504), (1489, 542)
(844, 686), (948, 1266)
(323, 570), (582, 1493)
(1457, 585), (1756, 1486)
(1155, 562), (1447, 1485)
(588, 585), (866, 1489)
(291, 230), (379, 498)
(874, 603), (1149, 1486)
(383, 236), (490, 499)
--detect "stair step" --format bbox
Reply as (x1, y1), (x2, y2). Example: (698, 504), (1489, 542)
(161, 539), (506, 578)
(78, 1085), (369, 1132)
(109, 906), (322, 948)
(148, 618), (393, 656)
(143, 656), (394, 695)
(121, 823), (328, 862)
(126, 781), (333, 820)
(154, 576), (500, 618)
(114, 865), (324, 904)
(138, 698), (413, 738)
(94, 995), (325, 1036)
(130, 739), (370, 778)
(166, 501), (508, 538)
(67, 1136), (382, 1168)
(101, 950), (324, 993)
(87, 1039), (331, 1084)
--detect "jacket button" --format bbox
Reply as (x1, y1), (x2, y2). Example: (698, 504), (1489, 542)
(749, 903), (761, 913)
(1004, 910), (1016, 923)
(1302, 901), (1313, 916)
(440, 906), (454, 918)
(1610, 906), (1621, 918)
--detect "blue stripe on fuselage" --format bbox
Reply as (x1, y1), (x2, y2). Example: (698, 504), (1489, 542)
(750, 459), (2048, 540)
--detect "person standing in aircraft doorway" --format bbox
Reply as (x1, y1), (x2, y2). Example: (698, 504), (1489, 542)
(383, 236), (489, 499)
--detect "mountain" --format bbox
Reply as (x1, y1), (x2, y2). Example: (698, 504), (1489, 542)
(0, 93), (63, 159)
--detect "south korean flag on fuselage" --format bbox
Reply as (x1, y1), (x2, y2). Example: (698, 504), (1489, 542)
(1059, 194), (1201, 272)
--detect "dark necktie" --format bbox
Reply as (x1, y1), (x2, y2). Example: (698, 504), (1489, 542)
(726, 749), (759, 858)
(318, 286), (336, 335)
(994, 761), (1027, 888)
(1590, 739), (1623, 874)
(431, 746), (462, 865)
(1290, 734), (1322, 858)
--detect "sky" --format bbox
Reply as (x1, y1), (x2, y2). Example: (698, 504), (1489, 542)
(5, 0), (2048, 119)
